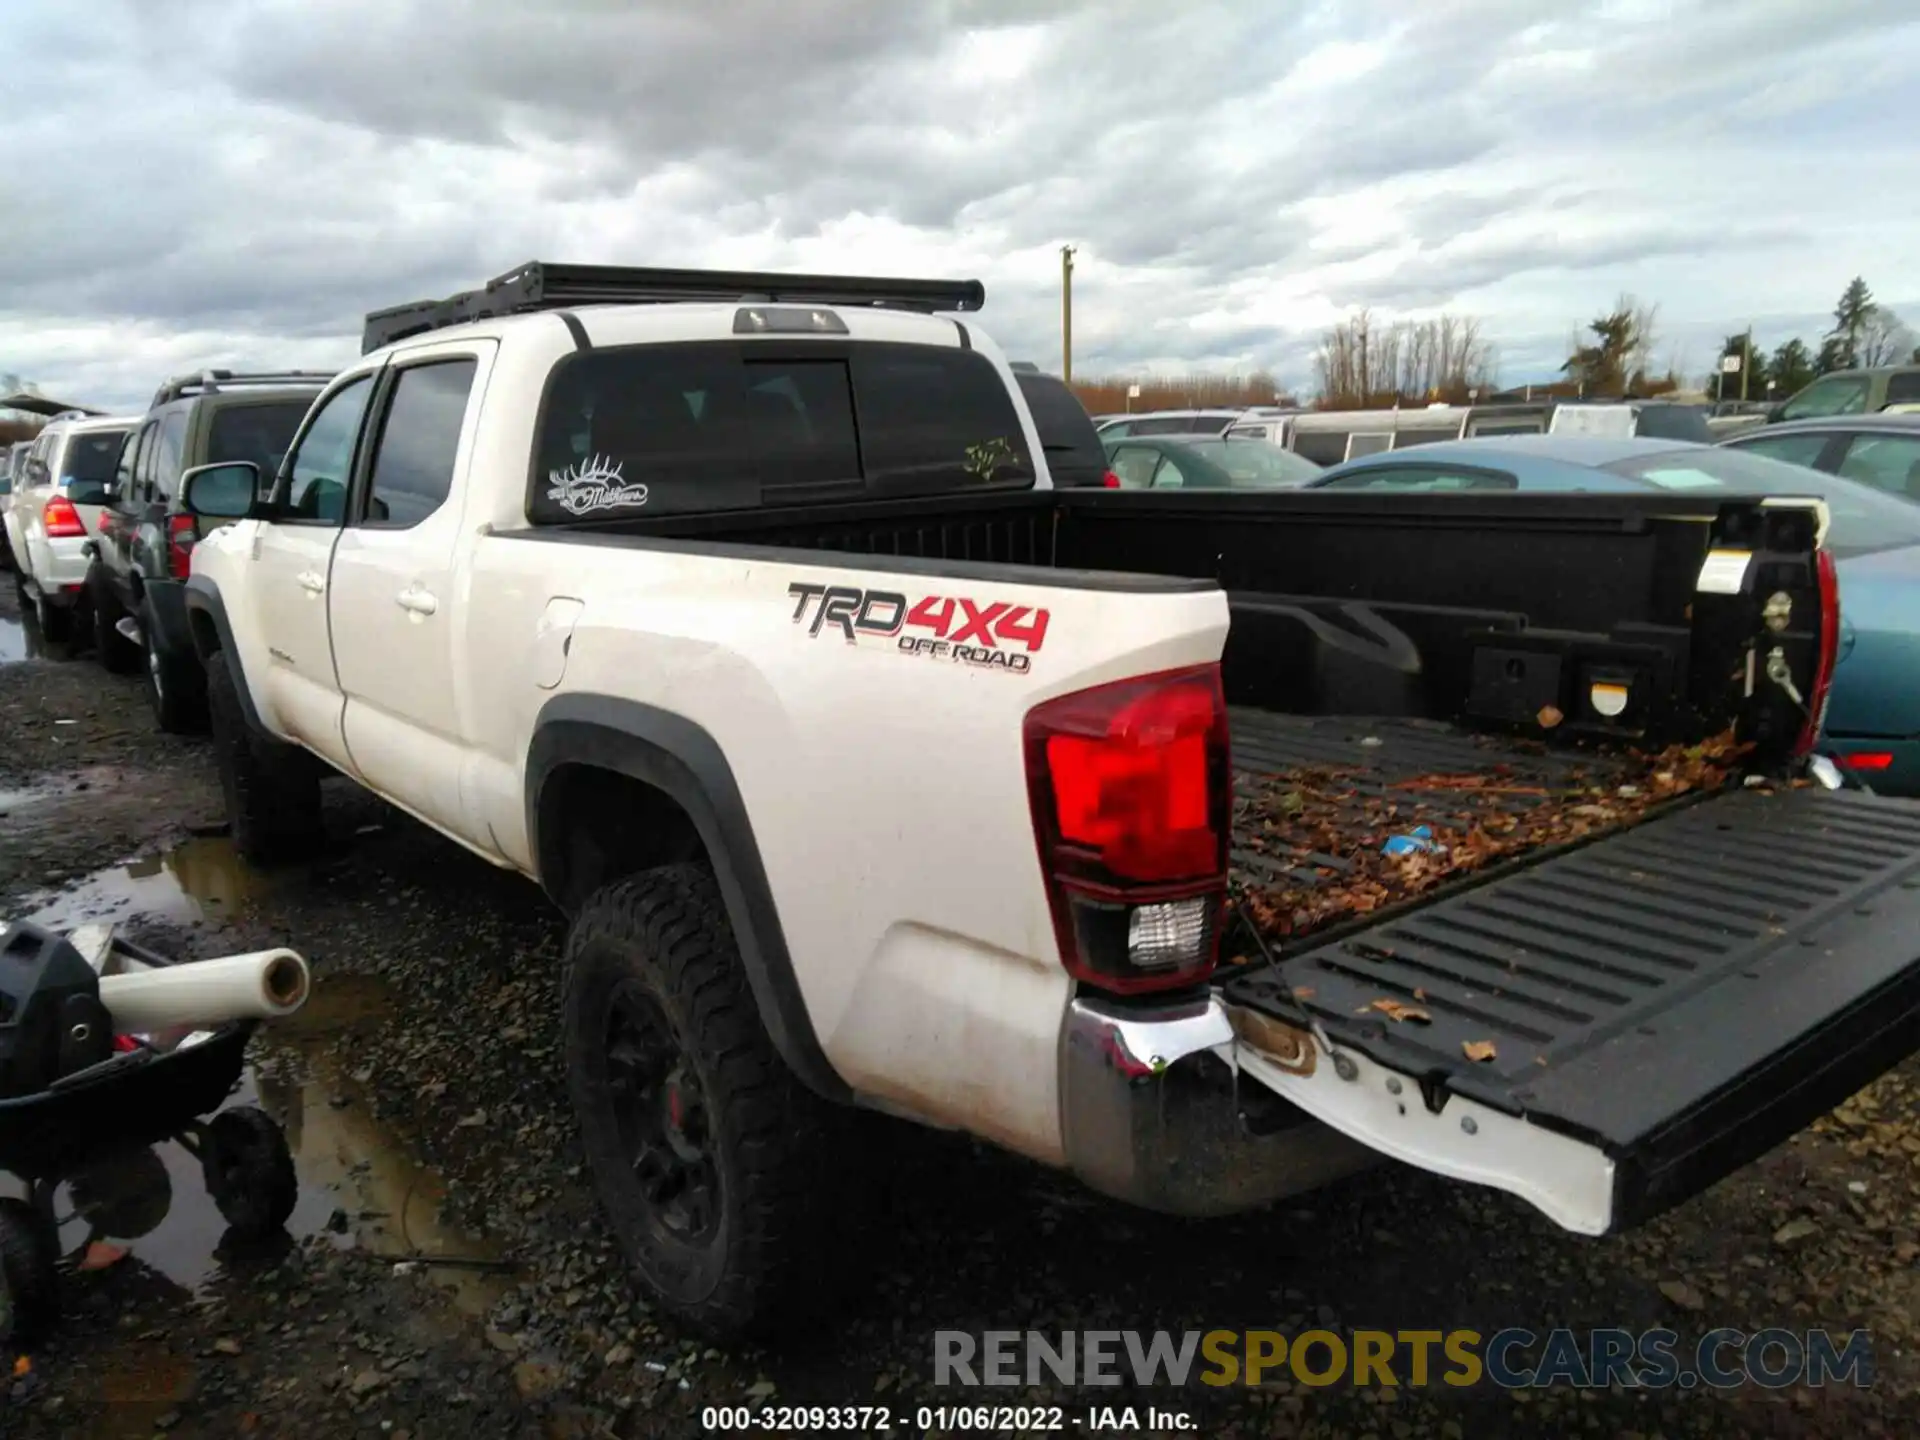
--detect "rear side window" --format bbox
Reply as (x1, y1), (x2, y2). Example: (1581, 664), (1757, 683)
(1733, 432), (1831, 469)
(1632, 406), (1712, 442)
(530, 340), (1032, 522)
(360, 361), (477, 528)
(152, 411), (188, 500)
(112, 425), (139, 498)
(208, 399), (315, 481)
(1781, 375), (1869, 421)
(1885, 372), (1920, 406)
(851, 346), (1032, 495)
(1836, 434), (1920, 500)
(62, 428), (131, 504)
(1016, 373), (1104, 484)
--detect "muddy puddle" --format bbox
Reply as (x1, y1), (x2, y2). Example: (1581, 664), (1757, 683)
(22, 834), (262, 929)
(0, 606), (47, 665)
(13, 973), (512, 1326)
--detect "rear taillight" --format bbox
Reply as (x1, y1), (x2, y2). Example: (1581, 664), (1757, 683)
(166, 513), (198, 580)
(1796, 547), (1841, 756)
(1102, 470), (1121, 489)
(1839, 751), (1894, 772)
(42, 495), (85, 538)
(1024, 665), (1230, 995)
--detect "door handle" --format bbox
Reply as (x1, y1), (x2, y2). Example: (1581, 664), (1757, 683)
(396, 585), (438, 616)
(297, 570), (325, 594)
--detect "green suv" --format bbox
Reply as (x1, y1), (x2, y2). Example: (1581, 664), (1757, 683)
(87, 369), (328, 730)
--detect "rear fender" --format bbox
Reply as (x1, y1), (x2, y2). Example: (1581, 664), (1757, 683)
(525, 693), (850, 1104)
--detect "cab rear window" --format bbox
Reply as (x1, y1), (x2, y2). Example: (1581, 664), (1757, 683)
(529, 341), (1034, 522)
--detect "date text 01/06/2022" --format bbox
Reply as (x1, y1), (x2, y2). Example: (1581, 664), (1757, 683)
(788, 582), (1051, 674)
(699, 1404), (1196, 1432)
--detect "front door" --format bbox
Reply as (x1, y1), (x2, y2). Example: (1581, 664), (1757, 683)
(328, 344), (491, 837)
(251, 371), (378, 769)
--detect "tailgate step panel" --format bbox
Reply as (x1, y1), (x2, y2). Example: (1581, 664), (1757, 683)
(1223, 786), (1920, 1202)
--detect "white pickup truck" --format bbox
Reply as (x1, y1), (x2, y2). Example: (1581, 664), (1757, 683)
(178, 262), (1920, 1341)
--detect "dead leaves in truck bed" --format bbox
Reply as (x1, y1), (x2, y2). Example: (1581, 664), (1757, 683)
(1232, 727), (1752, 948)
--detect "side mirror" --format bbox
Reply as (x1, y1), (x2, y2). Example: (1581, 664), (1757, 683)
(180, 461), (260, 521)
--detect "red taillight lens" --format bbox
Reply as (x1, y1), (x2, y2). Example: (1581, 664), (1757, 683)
(166, 513), (198, 580)
(1102, 470), (1122, 489)
(1024, 665), (1230, 995)
(1796, 547), (1841, 756)
(42, 495), (85, 538)
(1839, 751), (1894, 772)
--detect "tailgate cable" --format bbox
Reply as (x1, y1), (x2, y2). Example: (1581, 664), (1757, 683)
(1228, 894), (1341, 1061)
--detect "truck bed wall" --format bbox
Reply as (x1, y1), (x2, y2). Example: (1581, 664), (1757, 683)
(558, 486), (1818, 752)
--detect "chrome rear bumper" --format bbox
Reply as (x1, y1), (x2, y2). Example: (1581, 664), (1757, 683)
(1059, 992), (1377, 1217)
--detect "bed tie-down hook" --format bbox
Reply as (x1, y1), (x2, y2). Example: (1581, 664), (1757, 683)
(1764, 646), (1805, 709)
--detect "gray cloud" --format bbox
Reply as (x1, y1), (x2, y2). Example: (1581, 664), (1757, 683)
(3, 0), (1918, 408)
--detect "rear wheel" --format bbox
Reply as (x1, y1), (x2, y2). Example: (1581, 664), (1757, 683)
(30, 584), (72, 648)
(145, 604), (208, 733)
(562, 865), (853, 1341)
(206, 650), (323, 864)
(89, 570), (141, 674)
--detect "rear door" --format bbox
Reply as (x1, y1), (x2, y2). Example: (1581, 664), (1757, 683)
(98, 418), (154, 604)
(328, 343), (491, 835)
(252, 371), (378, 767)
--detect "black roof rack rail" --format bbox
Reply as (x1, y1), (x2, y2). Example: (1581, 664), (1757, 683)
(361, 261), (987, 354)
(148, 369), (334, 410)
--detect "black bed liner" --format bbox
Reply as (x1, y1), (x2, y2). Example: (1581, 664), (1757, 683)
(1223, 732), (1920, 1226)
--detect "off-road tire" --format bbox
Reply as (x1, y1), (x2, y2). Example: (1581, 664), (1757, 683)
(89, 571), (140, 674)
(0, 1197), (59, 1348)
(563, 865), (849, 1342)
(205, 649), (323, 864)
(145, 601), (209, 734)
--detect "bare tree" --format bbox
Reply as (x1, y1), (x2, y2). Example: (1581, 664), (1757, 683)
(1314, 311), (1496, 409)
(1859, 307), (1915, 368)
(1070, 371), (1297, 415)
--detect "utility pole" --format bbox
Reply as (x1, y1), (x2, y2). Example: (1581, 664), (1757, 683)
(1060, 244), (1076, 384)
(1741, 326), (1753, 403)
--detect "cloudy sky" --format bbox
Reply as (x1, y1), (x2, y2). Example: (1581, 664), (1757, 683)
(4, 0), (1917, 411)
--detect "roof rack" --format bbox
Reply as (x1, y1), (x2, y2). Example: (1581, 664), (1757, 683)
(361, 261), (988, 354)
(149, 369), (333, 410)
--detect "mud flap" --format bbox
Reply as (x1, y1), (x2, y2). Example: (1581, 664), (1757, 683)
(1220, 786), (1920, 1234)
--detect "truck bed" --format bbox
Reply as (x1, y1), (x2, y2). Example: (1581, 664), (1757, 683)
(1225, 709), (1746, 947)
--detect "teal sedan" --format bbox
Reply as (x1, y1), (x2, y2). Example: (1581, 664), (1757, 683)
(1102, 435), (1323, 490)
(1310, 435), (1920, 795)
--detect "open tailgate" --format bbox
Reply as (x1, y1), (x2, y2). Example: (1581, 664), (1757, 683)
(1221, 785), (1920, 1234)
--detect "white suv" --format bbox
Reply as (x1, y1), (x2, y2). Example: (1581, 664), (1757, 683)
(5, 411), (137, 643)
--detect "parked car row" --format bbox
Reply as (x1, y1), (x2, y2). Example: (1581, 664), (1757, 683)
(5, 370), (330, 729)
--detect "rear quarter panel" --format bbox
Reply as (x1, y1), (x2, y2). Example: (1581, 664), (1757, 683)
(459, 534), (1229, 1162)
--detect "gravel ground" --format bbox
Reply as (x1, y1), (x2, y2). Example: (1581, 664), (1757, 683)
(4, 578), (1920, 1438)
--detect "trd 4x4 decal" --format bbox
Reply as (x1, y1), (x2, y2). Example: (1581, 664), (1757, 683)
(788, 582), (1049, 674)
